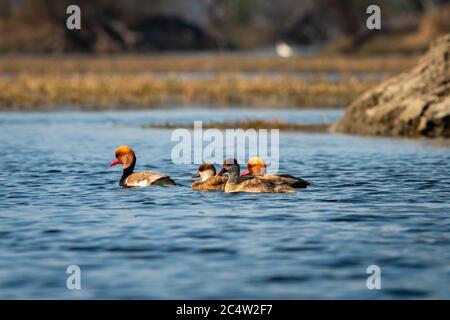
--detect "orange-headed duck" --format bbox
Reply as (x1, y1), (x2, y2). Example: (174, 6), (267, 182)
(109, 146), (176, 187)
(191, 163), (228, 191)
(217, 158), (295, 194)
(241, 156), (310, 188)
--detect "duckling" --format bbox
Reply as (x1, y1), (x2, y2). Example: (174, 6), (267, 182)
(240, 156), (310, 188)
(217, 158), (295, 194)
(191, 163), (228, 191)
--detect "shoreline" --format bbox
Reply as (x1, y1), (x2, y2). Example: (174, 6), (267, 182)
(143, 119), (332, 133)
(0, 103), (347, 112)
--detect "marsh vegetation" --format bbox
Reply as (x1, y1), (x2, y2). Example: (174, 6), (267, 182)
(0, 55), (416, 110)
(145, 119), (331, 132)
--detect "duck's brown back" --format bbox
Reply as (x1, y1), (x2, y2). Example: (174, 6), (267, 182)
(259, 174), (310, 188)
(192, 176), (228, 191)
(124, 171), (176, 187)
(225, 178), (295, 194)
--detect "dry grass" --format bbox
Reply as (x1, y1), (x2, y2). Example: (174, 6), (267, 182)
(0, 55), (417, 74)
(145, 119), (331, 132)
(0, 55), (414, 110)
(0, 73), (378, 110)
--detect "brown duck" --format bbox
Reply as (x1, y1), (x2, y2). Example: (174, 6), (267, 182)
(217, 158), (295, 194)
(108, 145), (176, 187)
(241, 156), (310, 188)
(191, 163), (228, 191)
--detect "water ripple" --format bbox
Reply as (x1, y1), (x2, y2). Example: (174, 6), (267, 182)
(0, 110), (449, 299)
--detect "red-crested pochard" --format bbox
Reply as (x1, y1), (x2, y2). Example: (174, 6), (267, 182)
(217, 158), (295, 194)
(191, 163), (228, 191)
(240, 156), (310, 188)
(109, 145), (176, 187)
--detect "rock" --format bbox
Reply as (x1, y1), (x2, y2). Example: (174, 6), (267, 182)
(333, 34), (450, 138)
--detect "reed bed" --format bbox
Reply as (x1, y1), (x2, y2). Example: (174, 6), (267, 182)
(0, 55), (410, 109)
(0, 55), (417, 74)
(146, 119), (331, 132)
(0, 72), (378, 110)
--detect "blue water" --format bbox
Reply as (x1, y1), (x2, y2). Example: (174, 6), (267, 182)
(0, 108), (449, 299)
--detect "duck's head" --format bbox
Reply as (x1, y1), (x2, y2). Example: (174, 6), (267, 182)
(108, 145), (136, 170)
(217, 158), (240, 177)
(240, 156), (267, 177)
(191, 163), (217, 181)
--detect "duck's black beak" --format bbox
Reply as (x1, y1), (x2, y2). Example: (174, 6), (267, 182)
(191, 172), (200, 179)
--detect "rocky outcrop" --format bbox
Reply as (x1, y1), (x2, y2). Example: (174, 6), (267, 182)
(333, 34), (450, 138)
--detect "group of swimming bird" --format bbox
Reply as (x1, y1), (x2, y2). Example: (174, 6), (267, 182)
(109, 145), (310, 194)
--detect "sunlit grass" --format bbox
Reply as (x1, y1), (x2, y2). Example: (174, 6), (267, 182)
(0, 72), (378, 109)
(0, 55), (414, 110)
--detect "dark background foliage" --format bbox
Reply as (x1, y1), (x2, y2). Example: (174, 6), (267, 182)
(1, 0), (449, 53)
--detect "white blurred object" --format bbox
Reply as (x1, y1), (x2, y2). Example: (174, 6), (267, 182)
(275, 41), (293, 58)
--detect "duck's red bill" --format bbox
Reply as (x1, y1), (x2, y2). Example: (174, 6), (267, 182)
(108, 159), (120, 168)
(240, 169), (251, 177)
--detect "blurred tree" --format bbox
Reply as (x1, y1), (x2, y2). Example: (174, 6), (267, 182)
(0, 1), (11, 17)
(0, 0), (449, 53)
(227, 0), (255, 24)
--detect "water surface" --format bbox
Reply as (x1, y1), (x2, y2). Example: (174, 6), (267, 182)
(0, 109), (449, 299)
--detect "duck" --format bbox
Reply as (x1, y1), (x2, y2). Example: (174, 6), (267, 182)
(217, 158), (295, 194)
(191, 163), (228, 191)
(108, 145), (176, 187)
(240, 156), (310, 188)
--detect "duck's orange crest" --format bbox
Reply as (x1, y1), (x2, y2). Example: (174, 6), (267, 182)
(246, 156), (267, 176)
(248, 156), (267, 168)
(115, 145), (134, 158)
